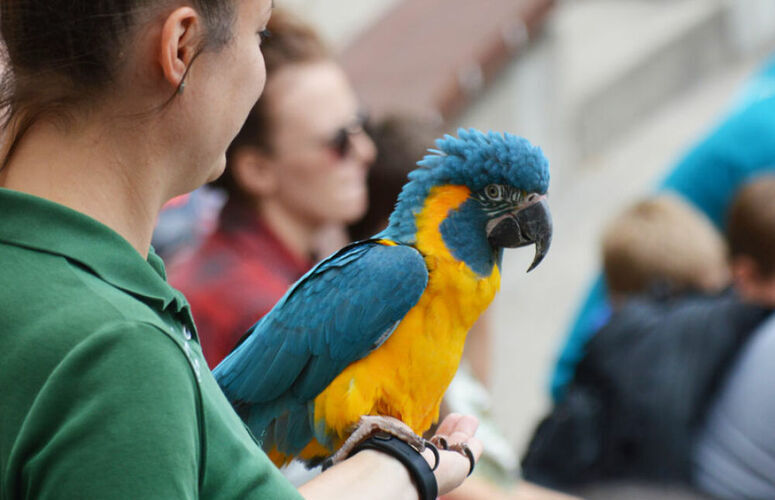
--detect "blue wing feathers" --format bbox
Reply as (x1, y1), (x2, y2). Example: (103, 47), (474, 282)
(268, 405), (311, 452)
(213, 241), (428, 445)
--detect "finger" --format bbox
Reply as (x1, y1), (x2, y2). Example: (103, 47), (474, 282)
(432, 437), (484, 495)
(448, 414), (479, 438)
(434, 413), (464, 436)
(444, 430), (484, 462)
(446, 429), (479, 449)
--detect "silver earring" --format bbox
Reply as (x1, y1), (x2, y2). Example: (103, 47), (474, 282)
(177, 80), (186, 95)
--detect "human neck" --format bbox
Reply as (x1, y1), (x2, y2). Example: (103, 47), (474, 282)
(0, 115), (170, 258)
(257, 200), (318, 262)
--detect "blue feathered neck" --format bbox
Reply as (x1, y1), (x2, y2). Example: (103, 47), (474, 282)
(378, 128), (550, 245)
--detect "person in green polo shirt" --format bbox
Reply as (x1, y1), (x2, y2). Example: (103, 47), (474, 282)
(0, 1), (482, 499)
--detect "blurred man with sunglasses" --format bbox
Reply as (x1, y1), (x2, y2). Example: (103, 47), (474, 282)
(168, 9), (375, 368)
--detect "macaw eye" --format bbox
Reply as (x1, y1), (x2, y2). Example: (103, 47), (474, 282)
(484, 184), (502, 201)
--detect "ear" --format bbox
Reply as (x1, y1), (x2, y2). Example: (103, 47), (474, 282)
(158, 7), (203, 89)
(230, 146), (279, 197)
(732, 255), (763, 300)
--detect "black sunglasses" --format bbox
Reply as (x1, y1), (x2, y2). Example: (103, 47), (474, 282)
(324, 110), (370, 159)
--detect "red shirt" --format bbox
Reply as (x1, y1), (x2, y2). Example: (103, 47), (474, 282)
(169, 201), (311, 368)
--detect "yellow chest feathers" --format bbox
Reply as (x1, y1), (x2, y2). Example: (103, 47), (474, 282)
(313, 186), (500, 437)
(413, 184), (501, 343)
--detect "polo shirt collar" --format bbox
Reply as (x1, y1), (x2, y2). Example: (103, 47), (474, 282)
(0, 187), (188, 315)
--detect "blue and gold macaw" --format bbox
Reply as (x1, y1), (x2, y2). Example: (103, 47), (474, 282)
(214, 129), (552, 467)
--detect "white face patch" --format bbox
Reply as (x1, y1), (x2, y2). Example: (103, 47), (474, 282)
(475, 184), (525, 218)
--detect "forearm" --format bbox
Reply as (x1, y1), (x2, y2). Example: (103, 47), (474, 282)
(298, 450), (418, 500)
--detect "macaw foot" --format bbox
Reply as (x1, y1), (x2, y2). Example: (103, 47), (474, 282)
(429, 435), (476, 476)
(325, 415), (435, 468)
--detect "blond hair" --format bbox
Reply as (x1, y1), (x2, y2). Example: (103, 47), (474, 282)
(602, 194), (730, 297)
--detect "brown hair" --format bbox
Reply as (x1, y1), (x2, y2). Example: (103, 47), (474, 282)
(602, 194), (729, 297)
(0, 0), (236, 165)
(348, 114), (442, 240)
(218, 8), (330, 197)
(727, 175), (775, 277)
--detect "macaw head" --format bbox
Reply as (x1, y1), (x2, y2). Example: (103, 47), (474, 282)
(381, 128), (552, 276)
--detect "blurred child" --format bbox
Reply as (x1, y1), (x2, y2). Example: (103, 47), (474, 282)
(567, 194), (733, 340)
(602, 194), (730, 305)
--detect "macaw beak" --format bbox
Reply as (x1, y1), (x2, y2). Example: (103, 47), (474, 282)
(486, 196), (552, 272)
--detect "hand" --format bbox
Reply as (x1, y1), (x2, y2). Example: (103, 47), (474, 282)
(423, 413), (483, 495)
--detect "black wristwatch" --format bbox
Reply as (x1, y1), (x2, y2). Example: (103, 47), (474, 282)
(349, 434), (438, 500)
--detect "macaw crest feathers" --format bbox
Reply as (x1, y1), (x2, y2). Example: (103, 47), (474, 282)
(416, 129), (549, 193)
(382, 128), (550, 243)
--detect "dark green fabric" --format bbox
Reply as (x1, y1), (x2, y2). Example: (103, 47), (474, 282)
(0, 188), (302, 499)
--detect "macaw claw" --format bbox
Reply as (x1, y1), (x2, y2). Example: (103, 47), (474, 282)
(324, 415), (428, 469)
(429, 435), (476, 476)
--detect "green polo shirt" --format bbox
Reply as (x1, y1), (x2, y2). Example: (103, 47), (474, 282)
(0, 188), (302, 499)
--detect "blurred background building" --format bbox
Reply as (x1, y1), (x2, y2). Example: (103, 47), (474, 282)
(278, 0), (775, 454)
